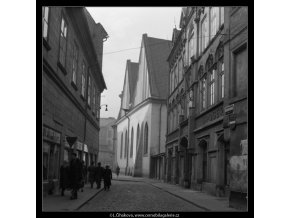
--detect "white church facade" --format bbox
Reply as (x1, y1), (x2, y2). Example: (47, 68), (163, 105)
(115, 34), (172, 179)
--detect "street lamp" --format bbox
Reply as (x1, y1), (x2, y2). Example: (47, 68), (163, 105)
(122, 108), (130, 175)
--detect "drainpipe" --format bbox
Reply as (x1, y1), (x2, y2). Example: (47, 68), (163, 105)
(125, 114), (130, 175)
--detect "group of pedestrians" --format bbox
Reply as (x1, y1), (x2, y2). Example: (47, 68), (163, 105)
(59, 152), (113, 200)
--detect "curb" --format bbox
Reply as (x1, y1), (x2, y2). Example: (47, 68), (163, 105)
(75, 188), (104, 211)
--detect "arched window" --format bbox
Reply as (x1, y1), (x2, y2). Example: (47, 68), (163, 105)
(136, 124), (140, 151)
(120, 133), (123, 159)
(206, 54), (216, 106)
(144, 123), (149, 155)
(130, 128), (134, 158)
(215, 42), (224, 100)
(198, 65), (206, 111)
(125, 130), (128, 158)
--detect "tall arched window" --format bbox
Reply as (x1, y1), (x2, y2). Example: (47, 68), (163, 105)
(130, 128), (134, 158)
(120, 133), (123, 159)
(198, 66), (206, 111)
(136, 124), (140, 151)
(144, 123), (149, 155)
(206, 54), (216, 106)
(215, 42), (224, 100)
(125, 130), (128, 158)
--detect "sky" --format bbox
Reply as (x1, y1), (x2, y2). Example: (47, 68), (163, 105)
(86, 7), (182, 119)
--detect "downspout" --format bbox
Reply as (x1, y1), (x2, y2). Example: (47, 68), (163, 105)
(158, 104), (162, 154)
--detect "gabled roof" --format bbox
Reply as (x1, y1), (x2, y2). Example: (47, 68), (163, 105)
(143, 34), (172, 99)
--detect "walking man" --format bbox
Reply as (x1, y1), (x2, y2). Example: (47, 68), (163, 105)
(116, 165), (120, 178)
(95, 162), (104, 189)
(103, 165), (112, 191)
(69, 152), (82, 200)
(59, 161), (70, 196)
(87, 161), (96, 188)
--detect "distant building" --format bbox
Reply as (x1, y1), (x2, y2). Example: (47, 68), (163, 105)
(98, 117), (116, 168)
(42, 7), (108, 195)
(165, 7), (248, 210)
(115, 34), (172, 179)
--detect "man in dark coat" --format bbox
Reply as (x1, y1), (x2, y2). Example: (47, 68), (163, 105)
(59, 161), (70, 196)
(95, 162), (104, 189)
(103, 165), (112, 191)
(87, 161), (96, 188)
(69, 153), (83, 200)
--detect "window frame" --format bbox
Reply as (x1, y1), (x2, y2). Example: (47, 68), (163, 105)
(42, 6), (51, 48)
(81, 61), (86, 98)
(72, 42), (79, 86)
(58, 13), (68, 69)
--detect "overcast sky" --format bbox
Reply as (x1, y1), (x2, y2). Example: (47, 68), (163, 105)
(86, 7), (181, 119)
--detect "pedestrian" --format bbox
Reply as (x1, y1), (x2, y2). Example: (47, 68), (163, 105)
(95, 162), (104, 189)
(80, 160), (86, 192)
(59, 161), (70, 196)
(116, 165), (120, 178)
(103, 165), (112, 191)
(69, 152), (83, 200)
(87, 161), (96, 188)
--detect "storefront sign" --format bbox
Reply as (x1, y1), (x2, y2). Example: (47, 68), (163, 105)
(83, 144), (88, 152)
(43, 126), (61, 144)
(75, 141), (83, 151)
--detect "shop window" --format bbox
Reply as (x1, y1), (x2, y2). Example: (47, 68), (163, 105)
(43, 142), (50, 181)
(64, 149), (69, 162)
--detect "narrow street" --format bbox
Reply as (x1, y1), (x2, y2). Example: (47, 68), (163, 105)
(78, 180), (205, 212)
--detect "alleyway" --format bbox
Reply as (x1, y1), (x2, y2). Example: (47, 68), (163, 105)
(78, 180), (204, 212)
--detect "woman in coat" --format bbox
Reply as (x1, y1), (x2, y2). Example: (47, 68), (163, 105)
(103, 165), (112, 191)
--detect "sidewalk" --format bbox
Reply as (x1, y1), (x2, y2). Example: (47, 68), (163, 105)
(42, 183), (103, 211)
(112, 174), (240, 212)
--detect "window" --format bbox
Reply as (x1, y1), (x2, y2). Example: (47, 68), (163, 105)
(201, 15), (209, 53)
(120, 133), (123, 158)
(81, 61), (86, 97)
(174, 65), (178, 88)
(136, 125), (140, 152)
(88, 75), (91, 106)
(72, 43), (79, 85)
(221, 62), (224, 98)
(178, 58), (183, 83)
(215, 43), (224, 100)
(171, 71), (174, 92)
(144, 123), (148, 154)
(92, 84), (96, 113)
(210, 7), (219, 40)
(96, 92), (100, 118)
(209, 69), (215, 105)
(42, 7), (49, 40)
(201, 77), (206, 110)
(189, 35), (194, 61)
(59, 15), (68, 67)
(125, 130), (128, 158)
(130, 128), (134, 158)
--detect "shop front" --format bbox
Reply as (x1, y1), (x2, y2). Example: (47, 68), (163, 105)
(43, 126), (61, 195)
(83, 144), (88, 167)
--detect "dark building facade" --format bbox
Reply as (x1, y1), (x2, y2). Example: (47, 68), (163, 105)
(165, 7), (248, 210)
(42, 7), (108, 195)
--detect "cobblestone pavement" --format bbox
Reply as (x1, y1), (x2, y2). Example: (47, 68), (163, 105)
(78, 180), (205, 212)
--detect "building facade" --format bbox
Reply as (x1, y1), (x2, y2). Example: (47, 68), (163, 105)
(98, 117), (116, 168)
(165, 7), (248, 209)
(42, 7), (108, 194)
(115, 34), (172, 179)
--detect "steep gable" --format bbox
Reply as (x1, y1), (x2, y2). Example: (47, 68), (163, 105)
(144, 35), (172, 99)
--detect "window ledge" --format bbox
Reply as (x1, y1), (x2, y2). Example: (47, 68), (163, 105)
(71, 81), (78, 91)
(43, 38), (51, 51)
(57, 61), (67, 75)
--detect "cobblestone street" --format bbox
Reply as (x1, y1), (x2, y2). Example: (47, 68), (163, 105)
(78, 180), (205, 212)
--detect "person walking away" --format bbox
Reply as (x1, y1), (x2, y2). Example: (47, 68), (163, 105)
(103, 165), (112, 191)
(59, 161), (70, 196)
(95, 162), (104, 189)
(69, 153), (82, 200)
(116, 165), (120, 178)
(87, 161), (96, 188)
(80, 160), (86, 192)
